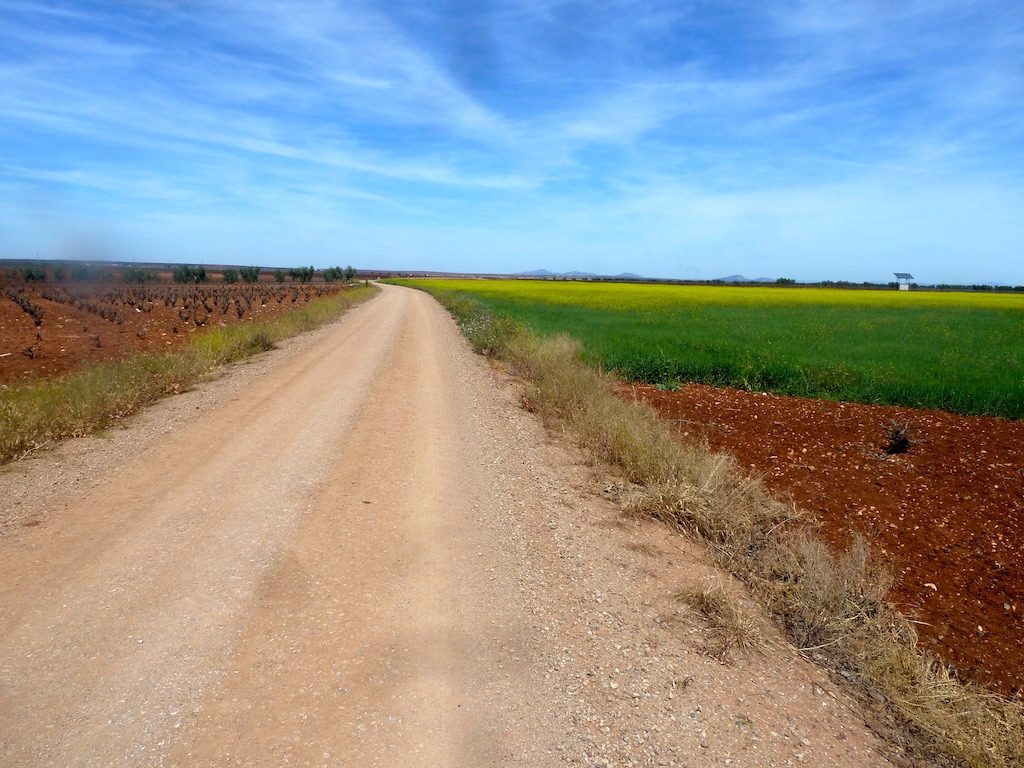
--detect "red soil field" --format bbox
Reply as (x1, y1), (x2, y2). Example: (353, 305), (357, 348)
(1, 282), (346, 383)
(621, 382), (1024, 698)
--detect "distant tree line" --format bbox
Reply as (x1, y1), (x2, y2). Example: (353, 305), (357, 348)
(287, 266), (315, 283)
(21, 266), (47, 282)
(123, 267), (160, 284)
(323, 265), (356, 282)
(172, 264), (207, 284)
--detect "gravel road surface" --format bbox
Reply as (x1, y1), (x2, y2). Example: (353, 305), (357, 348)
(0, 285), (896, 767)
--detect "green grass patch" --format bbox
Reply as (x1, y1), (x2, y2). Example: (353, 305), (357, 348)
(0, 285), (378, 463)
(398, 280), (1024, 418)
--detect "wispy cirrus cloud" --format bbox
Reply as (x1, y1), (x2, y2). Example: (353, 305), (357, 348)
(1, 1), (1022, 281)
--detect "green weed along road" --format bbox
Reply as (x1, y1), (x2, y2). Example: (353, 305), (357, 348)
(404, 280), (1024, 419)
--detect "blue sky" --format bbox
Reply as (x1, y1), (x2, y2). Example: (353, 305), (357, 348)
(1, 1), (1022, 282)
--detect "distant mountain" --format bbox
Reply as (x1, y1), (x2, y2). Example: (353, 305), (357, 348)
(716, 274), (775, 283)
(614, 272), (642, 279)
(516, 269), (641, 279)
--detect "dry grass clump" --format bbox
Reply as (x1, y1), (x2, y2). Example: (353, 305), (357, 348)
(0, 285), (377, 464)
(676, 581), (762, 661)
(760, 532), (895, 653)
(427, 287), (1024, 768)
(764, 532), (1024, 767)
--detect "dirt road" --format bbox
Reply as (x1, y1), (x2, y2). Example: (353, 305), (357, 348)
(0, 285), (894, 767)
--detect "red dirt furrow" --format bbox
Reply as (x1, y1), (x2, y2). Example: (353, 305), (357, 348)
(1, 284), (343, 383)
(620, 382), (1024, 698)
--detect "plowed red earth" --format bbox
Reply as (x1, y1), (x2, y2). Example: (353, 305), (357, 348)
(620, 382), (1024, 697)
(0, 283), (342, 383)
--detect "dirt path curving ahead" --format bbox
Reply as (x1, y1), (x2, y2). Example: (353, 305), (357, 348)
(1, 285), (894, 767)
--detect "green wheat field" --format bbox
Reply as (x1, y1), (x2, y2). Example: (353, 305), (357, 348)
(401, 279), (1024, 419)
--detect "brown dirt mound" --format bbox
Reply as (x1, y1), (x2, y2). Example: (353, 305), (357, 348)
(620, 382), (1023, 698)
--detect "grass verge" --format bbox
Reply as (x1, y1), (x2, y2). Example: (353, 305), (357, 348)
(0, 284), (378, 464)
(427, 287), (1023, 768)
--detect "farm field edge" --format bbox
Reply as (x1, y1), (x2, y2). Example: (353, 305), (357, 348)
(0, 283), (379, 464)
(398, 278), (1024, 420)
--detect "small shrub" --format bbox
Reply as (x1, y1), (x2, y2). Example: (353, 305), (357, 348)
(677, 581), (762, 660)
(883, 420), (910, 454)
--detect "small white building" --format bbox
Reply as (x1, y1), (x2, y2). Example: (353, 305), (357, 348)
(894, 272), (914, 291)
